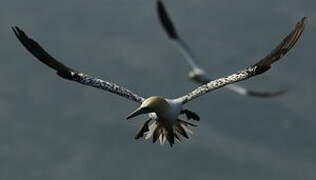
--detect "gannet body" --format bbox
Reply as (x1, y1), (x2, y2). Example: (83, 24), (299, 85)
(12, 14), (306, 146)
(157, 0), (289, 97)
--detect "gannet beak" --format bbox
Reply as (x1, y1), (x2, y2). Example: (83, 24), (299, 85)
(126, 107), (150, 120)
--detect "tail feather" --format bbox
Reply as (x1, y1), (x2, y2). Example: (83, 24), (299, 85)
(181, 123), (193, 135)
(175, 123), (189, 139)
(153, 123), (161, 143)
(166, 127), (175, 147)
(159, 134), (167, 145)
(145, 122), (157, 140)
(137, 119), (196, 146)
(174, 133), (181, 142)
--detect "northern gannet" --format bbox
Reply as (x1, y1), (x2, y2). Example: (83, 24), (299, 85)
(157, 0), (289, 97)
(12, 16), (306, 146)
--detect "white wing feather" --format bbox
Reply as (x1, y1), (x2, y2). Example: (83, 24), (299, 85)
(157, 0), (291, 98)
(176, 17), (306, 104)
(13, 27), (145, 104)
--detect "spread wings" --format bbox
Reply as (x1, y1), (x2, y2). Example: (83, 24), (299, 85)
(12, 27), (145, 104)
(175, 17), (306, 104)
(157, 0), (289, 98)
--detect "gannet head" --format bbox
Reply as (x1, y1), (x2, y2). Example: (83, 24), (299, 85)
(126, 96), (169, 120)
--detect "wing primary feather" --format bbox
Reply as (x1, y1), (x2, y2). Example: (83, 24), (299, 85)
(156, 2), (289, 98)
(246, 88), (289, 97)
(12, 26), (73, 73)
(177, 17), (307, 104)
(157, 0), (200, 69)
(254, 17), (307, 68)
(175, 39), (200, 69)
(13, 26), (144, 103)
(225, 84), (289, 98)
(157, 0), (179, 40)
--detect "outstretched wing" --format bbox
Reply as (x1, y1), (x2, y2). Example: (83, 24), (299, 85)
(12, 27), (145, 104)
(157, 0), (289, 98)
(225, 84), (288, 97)
(176, 17), (306, 104)
(157, 0), (199, 69)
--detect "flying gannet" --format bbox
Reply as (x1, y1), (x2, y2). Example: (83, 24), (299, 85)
(157, 0), (289, 97)
(12, 16), (306, 146)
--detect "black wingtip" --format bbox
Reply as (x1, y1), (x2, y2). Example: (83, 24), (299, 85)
(254, 16), (307, 70)
(12, 26), (29, 43)
(301, 16), (307, 23)
(157, 0), (180, 40)
(12, 25), (76, 75)
(11, 26), (20, 38)
(11, 26), (18, 31)
(247, 88), (290, 98)
(12, 26), (22, 36)
(11, 26), (16, 31)
(296, 16), (307, 32)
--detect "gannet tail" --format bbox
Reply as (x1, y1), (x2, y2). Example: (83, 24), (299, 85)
(141, 120), (196, 147)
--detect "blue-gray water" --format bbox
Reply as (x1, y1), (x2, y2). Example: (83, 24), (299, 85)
(1, 0), (315, 179)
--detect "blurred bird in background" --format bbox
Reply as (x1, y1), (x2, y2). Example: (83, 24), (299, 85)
(156, 0), (290, 98)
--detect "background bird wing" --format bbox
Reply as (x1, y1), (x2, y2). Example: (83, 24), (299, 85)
(157, 0), (199, 69)
(157, 0), (289, 98)
(225, 84), (288, 97)
(176, 17), (306, 104)
(12, 27), (145, 104)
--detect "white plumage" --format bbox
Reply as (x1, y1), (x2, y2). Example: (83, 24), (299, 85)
(12, 10), (306, 146)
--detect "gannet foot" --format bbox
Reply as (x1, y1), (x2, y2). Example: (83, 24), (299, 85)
(181, 109), (200, 121)
(135, 119), (152, 140)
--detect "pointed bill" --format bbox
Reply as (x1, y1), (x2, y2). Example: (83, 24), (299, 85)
(126, 107), (150, 120)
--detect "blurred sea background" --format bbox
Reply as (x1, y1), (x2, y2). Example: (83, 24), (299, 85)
(1, 0), (315, 179)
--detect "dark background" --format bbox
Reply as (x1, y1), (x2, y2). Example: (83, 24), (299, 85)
(1, 0), (315, 179)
